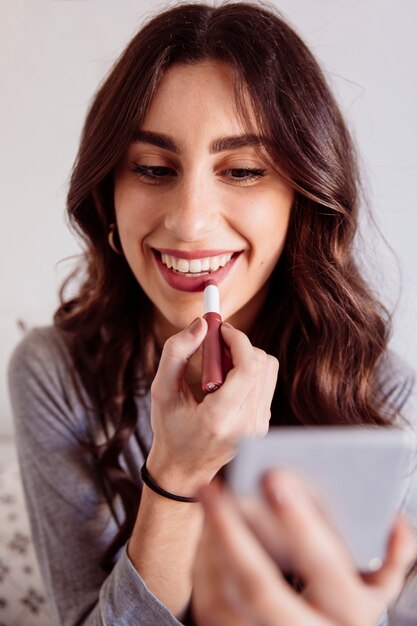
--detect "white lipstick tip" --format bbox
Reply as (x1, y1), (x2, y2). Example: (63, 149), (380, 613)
(204, 281), (220, 314)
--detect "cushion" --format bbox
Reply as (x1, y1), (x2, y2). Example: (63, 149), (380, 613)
(0, 457), (52, 626)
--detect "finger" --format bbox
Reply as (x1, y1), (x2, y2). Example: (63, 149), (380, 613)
(254, 354), (279, 435)
(215, 324), (262, 405)
(241, 349), (276, 437)
(262, 469), (361, 614)
(220, 323), (256, 374)
(230, 346), (268, 434)
(365, 514), (417, 604)
(152, 317), (207, 398)
(198, 480), (322, 626)
(193, 531), (253, 626)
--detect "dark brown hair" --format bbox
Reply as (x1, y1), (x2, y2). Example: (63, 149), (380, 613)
(55, 2), (403, 570)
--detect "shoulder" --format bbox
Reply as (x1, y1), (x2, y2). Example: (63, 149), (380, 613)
(8, 325), (76, 402)
(8, 325), (90, 443)
(378, 350), (416, 422)
(9, 325), (72, 377)
(377, 352), (417, 519)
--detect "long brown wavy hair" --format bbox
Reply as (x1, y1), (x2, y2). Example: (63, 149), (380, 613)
(55, 2), (405, 571)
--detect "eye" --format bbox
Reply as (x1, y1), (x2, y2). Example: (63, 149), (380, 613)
(222, 168), (266, 185)
(130, 163), (177, 184)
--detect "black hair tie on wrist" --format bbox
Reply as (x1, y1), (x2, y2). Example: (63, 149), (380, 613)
(140, 460), (199, 503)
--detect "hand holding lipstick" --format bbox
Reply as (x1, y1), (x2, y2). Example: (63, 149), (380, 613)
(147, 306), (279, 494)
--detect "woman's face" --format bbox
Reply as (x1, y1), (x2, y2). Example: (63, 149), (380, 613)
(114, 60), (293, 341)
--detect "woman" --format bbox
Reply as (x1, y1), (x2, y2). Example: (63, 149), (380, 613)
(8, 2), (416, 625)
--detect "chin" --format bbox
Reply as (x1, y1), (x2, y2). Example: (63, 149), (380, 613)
(154, 307), (203, 337)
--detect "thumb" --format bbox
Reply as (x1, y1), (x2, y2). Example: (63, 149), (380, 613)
(153, 317), (208, 397)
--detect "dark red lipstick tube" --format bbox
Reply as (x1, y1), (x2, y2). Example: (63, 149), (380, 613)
(202, 279), (224, 392)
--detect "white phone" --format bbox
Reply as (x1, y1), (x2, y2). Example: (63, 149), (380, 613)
(227, 426), (415, 572)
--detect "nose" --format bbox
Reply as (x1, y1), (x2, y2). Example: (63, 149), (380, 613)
(164, 174), (221, 242)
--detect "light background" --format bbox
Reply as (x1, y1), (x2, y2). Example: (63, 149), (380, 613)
(1, 0), (416, 437)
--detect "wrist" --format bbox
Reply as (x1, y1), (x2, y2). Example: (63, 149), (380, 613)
(146, 448), (217, 494)
(141, 461), (199, 503)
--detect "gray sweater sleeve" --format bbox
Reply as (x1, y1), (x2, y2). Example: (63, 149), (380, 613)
(8, 328), (182, 626)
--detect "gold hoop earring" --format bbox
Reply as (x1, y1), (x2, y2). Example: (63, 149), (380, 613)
(108, 223), (123, 255)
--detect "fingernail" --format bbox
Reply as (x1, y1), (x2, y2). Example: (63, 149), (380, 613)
(222, 322), (233, 329)
(187, 317), (202, 336)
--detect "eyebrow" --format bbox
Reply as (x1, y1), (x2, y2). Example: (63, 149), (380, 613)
(211, 135), (271, 153)
(131, 130), (272, 154)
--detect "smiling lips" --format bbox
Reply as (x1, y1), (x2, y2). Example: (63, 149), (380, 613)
(152, 247), (241, 291)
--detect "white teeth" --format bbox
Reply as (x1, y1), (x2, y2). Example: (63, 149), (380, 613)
(209, 257), (221, 271)
(160, 252), (234, 274)
(177, 259), (189, 273)
(189, 259), (202, 273)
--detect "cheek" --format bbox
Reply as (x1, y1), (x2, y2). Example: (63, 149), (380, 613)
(114, 182), (156, 234)
(248, 209), (291, 258)
(265, 190), (293, 246)
(239, 184), (293, 233)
